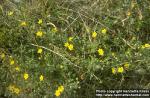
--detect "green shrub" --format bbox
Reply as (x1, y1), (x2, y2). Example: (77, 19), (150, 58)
(0, 0), (150, 98)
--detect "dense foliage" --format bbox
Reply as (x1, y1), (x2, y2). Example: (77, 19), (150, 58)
(0, 0), (150, 98)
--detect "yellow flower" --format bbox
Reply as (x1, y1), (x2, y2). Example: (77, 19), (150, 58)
(20, 21), (27, 26)
(111, 52), (115, 56)
(118, 67), (124, 73)
(36, 31), (43, 37)
(55, 90), (61, 97)
(14, 87), (20, 94)
(127, 11), (131, 16)
(124, 63), (129, 69)
(101, 29), (107, 34)
(1, 53), (5, 59)
(51, 27), (58, 33)
(38, 19), (43, 24)
(144, 44), (150, 48)
(68, 44), (74, 51)
(131, 1), (135, 9)
(112, 67), (116, 74)
(92, 31), (97, 38)
(141, 44), (150, 49)
(39, 75), (44, 81)
(68, 37), (73, 42)
(98, 48), (104, 56)
(8, 11), (14, 16)
(8, 85), (20, 95)
(37, 48), (43, 54)
(58, 85), (64, 93)
(64, 42), (69, 48)
(15, 67), (20, 71)
(10, 60), (15, 65)
(24, 73), (29, 80)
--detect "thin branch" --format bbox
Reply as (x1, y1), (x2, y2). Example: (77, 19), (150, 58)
(59, 6), (113, 32)
(63, 16), (79, 32)
(122, 38), (136, 49)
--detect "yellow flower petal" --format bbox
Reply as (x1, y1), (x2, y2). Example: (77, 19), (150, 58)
(127, 11), (131, 16)
(98, 48), (104, 56)
(8, 85), (20, 94)
(55, 90), (61, 97)
(92, 31), (97, 38)
(36, 31), (43, 37)
(124, 63), (129, 69)
(37, 48), (43, 54)
(24, 73), (29, 80)
(101, 29), (107, 34)
(141, 43), (150, 49)
(68, 44), (74, 51)
(1, 53), (5, 59)
(64, 42), (69, 48)
(14, 88), (20, 94)
(10, 60), (15, 65)
(20, 21), (27, 26)
(58, 85), (64, 93)
(144, 44), (150, 48)
(38, 19), (43, 24)
(8, 11), (14, 16)
(15, 67), (20, 71)
(51, 27), (58, 33)
(118, 67), (124, 73)
(112, 67), (116, 74)
(39, 75), (44, 81)
(68, 37), (73, 42)
(131, 1), (135, 9)
(111, 52), (115, 56)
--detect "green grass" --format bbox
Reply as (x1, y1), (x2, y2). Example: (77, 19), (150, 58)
(0, 0), (150, 98)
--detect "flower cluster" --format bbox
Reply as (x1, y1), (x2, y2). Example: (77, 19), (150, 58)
(55, 85), (64, 97)
(112, 63), (130, 74)
(2, 1), (150, 97)
(91, 29), (107, 38)
(8, 85), (20, 95)
(64, 37), (74, 51)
